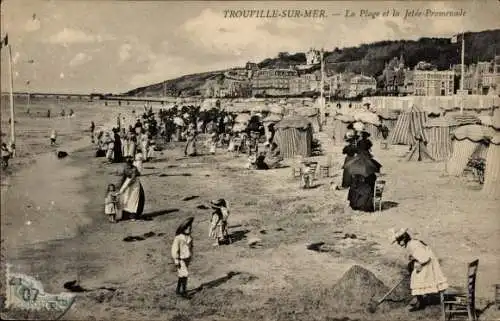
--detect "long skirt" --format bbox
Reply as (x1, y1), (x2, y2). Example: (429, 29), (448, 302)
(141, 142), (148, 160)
(120, 178), (145, 219)
(347, 174), (376, 212)
(341, 155), (355, 188)
(106, 144), (114, 160)
(185, 139), (197, 156)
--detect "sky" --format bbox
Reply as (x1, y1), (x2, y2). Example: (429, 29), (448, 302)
(1, 0), (499, 94)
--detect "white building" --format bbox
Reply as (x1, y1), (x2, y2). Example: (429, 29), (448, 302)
(413, 70), (455, 96)
(348, 75), (377, 98)
(305, 48), (321, 65)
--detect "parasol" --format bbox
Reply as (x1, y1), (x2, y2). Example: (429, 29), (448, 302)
(344, 155), (380, 177)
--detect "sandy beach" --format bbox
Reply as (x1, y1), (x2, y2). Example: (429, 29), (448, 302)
(1, 104), (499, 320)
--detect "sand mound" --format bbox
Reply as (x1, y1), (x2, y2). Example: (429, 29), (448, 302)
(328, 265), (389, 312)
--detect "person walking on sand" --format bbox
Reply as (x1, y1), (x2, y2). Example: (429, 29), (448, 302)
(171, 217), (194, 297)
(50, 129), (57, 146)
(391, 228), (448, 312)
(1, 143), (12, 169)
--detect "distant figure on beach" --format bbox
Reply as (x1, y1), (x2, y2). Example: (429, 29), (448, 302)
(50, 129), (57, 146)
(47, 109), (51, 118)
(105, 184), (118, 223)
(116, 158), (145, 221)
(69, 109), (74, 117)
(90, 121), (95, 143)
(60, 109), (65, 117)
(1, 143), (12, 169)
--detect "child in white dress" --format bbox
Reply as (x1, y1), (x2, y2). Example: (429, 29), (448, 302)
(105, 184), (118, 223)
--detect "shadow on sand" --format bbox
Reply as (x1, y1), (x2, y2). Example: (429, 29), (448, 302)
(381, 201), (399, 211)
(227, 229), (250, 243)
(187, 271), (249, 297)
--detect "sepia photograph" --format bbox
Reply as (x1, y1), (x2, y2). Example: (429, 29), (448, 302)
(1, 0), (499, 320)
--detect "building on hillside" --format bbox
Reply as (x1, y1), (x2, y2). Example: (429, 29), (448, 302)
(347, 75), (377, 98)
(290, 73), (320, 95)
(327, 73), (352, 97)
(251, 68), (298, 96)
(398, 69), (415, 95)
(246, 62), (259, 78)
(305, 48), (321, 65)
(383, 55), (406, 95)
(413, 70), (455, 96)
(414, 61), (435, 71)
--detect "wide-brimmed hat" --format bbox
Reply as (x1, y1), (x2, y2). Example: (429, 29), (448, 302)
(176, 217), (194, 235)
(210, 199), (226, 208)
(390, 228), (408, 244)
(361, 131), (371, 138)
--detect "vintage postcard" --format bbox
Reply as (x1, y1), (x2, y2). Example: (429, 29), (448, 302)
(1, 0), (499, 320)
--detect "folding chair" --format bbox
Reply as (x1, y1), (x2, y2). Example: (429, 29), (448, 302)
(291, 156), (304, 178)
(441, 259), (479, 321)
(319, 155), (332, 178)
(373, 180), (386, 212)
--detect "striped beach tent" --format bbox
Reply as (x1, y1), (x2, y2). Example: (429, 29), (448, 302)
(274, 116), (313, 159)
(445, 125), (495, 176)
(332, 114), (354, 145)
(389, 105), (428, 145)
(424, 117), (458, 161)
(482, 133), (500, 198)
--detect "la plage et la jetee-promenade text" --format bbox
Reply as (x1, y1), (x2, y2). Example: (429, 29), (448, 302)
(223, 8), (466, 19)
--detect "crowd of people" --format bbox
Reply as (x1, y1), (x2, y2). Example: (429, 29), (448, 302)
(86, 102), (449, 310)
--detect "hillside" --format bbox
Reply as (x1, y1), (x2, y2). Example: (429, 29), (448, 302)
(124, 29), (500, 97)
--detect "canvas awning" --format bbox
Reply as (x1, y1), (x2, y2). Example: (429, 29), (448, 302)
(452, 124), (495, 142)
(275, 116), (311, 129)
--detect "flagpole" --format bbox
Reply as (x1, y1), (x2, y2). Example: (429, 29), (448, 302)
(8, 44), (16, 156)
(460, 32), (465, 115)
(320, 48), (324, 131)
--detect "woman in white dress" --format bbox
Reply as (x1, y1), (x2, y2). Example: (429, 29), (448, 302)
(116, 159), (145, 221)
(392, 228), (448, 311)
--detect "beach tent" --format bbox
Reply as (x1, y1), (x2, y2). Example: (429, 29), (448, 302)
(274, 116), (313, 158)
(290, 108), (321, 133)
(389, 105), (428, 145)
(482, 133), (500, 198)
(353, 111), (381, 139)
(445, 125), (494, 176)
(424, 117), (458, 161)
(333, 114), (355, 145)
(406, 139), (434, 162)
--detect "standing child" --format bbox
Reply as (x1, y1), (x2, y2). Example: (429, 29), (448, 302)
(105, 184), (118, 223)
(209, 199), (231, 246)
(171, 217), (194, 297)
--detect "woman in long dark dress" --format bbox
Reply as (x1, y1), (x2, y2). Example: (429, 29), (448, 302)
(347, 173), (377, 212)
(117, 159), (145, 221)
(357, 131), (382, 172)
(113, 129), (123, 163)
